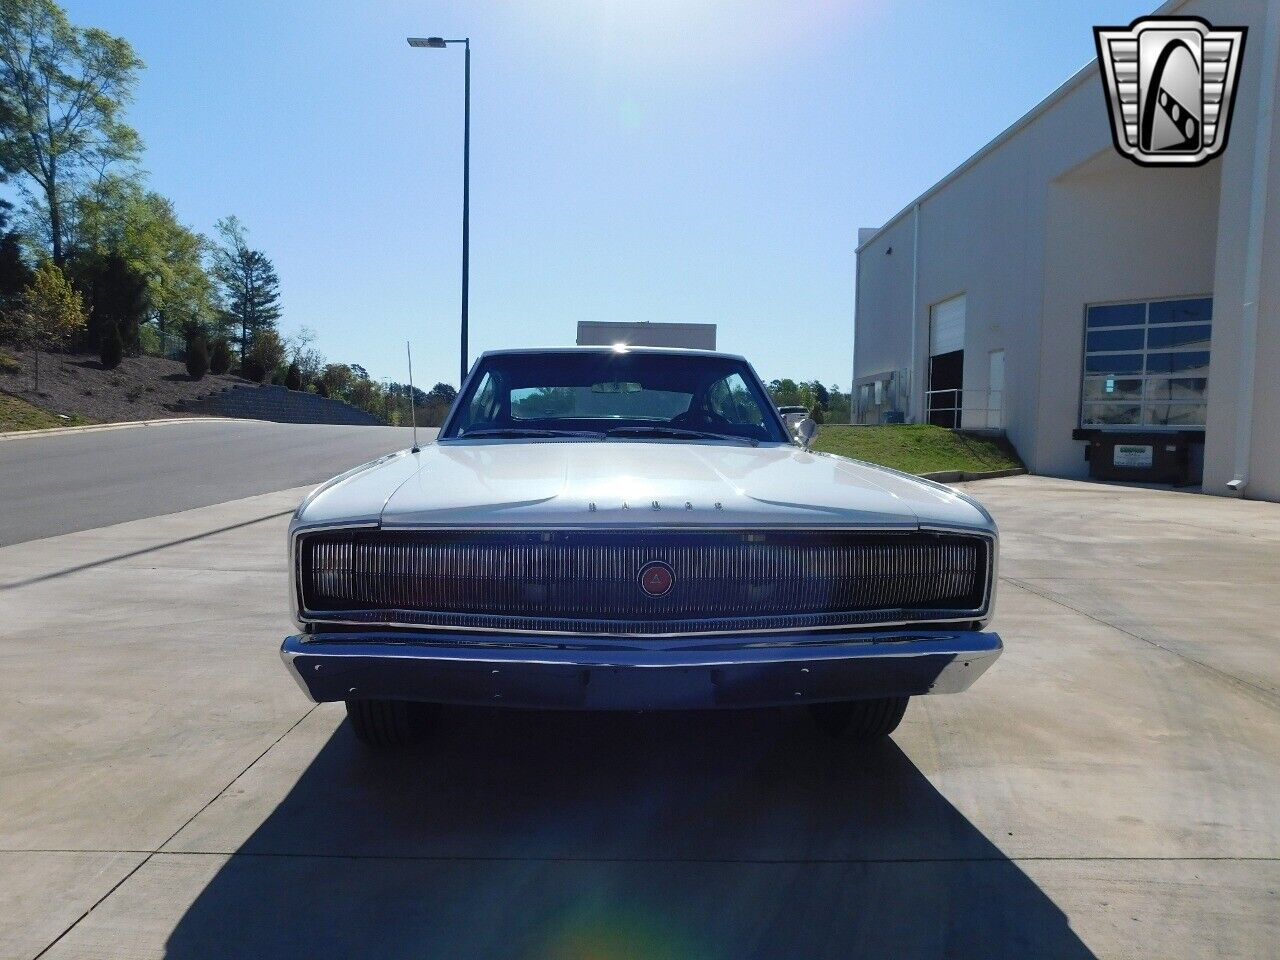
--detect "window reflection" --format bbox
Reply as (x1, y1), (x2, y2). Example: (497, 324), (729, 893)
(1081, 298), (1210, 430)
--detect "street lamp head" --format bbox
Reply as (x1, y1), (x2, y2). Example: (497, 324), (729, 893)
(407, 37), (448, 48)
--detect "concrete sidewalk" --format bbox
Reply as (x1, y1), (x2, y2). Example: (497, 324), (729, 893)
(0, 477), (1277, 958)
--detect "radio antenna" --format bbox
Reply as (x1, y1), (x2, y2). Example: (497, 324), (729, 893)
(406, 340), (420, 453)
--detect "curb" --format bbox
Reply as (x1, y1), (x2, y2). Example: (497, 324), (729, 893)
(920, 467), (1028, 483)
(0, 416), (241, 442)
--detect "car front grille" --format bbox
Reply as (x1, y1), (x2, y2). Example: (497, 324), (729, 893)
(296, 528), (991, 635)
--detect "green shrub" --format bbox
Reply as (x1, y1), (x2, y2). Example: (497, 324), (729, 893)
(242, 329), (284, 384)
(186, 334), (209, 380)
(209, 338), (231, 375)
(241, 355), (266, 383)
(138, 323), (162, 356)
(315, 379), (330, 398)
(284, 360), (302, 391)
(0, 349), (20, 374)
(99, 323), (124, 370)
(808, 404), (825, 424)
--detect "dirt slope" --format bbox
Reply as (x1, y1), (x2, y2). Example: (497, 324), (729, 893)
(0, 349), (249, 425)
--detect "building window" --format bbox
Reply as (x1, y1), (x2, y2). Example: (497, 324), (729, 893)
(1081, 297), (1211, 429)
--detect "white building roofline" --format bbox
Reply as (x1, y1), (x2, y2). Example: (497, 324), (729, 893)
(854, 0), (1192, 255)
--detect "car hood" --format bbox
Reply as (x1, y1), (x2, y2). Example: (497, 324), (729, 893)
(300, 441), (992, 532)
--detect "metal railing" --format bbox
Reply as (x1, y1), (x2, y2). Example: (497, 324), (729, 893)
(926, 389), (1004, 430)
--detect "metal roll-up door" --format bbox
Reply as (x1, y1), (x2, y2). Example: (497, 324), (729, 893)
(930, 294), (966, 356)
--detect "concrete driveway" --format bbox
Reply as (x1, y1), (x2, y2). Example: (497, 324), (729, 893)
(0, 475), (1277, 958)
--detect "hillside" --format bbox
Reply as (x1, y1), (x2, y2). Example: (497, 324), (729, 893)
(812, 423), (1023, 476)
(0, 349), (250, 430)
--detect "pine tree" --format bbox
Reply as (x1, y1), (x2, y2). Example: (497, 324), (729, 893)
(185, 332), (208, 380)
(99, 321), (123, 369)
(211, 217), (281, 361)
(208, 338), (231, 375)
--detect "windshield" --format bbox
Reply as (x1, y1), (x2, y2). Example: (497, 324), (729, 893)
(442, 351), (789, 443)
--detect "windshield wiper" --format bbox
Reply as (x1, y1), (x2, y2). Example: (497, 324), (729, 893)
(604, 425), (758, 446)
(459, 427), (605, 440)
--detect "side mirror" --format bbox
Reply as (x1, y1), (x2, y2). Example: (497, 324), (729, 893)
(796, 417), (818, 450)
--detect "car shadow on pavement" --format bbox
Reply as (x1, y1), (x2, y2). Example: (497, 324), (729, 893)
(165, 706), (1096, 959)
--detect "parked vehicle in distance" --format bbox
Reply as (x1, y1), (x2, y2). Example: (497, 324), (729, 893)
(283, 347), (1001, 747)
(777, 404), (809, 434)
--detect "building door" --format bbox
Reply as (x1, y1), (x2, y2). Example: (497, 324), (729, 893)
(928, 295), (966, 428)
(988, 349), (1005, 429)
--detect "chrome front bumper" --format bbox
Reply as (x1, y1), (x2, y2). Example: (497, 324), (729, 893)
(282, 629), (1002, 711)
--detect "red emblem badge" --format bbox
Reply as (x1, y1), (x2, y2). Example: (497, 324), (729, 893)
(638, 560), (674, 598)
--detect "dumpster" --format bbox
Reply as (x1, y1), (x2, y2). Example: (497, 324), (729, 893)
(1072, 430), (1200, 484)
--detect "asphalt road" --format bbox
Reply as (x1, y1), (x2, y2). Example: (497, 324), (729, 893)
(0, 420), (423, 546)
(1, 475), (1277, 958)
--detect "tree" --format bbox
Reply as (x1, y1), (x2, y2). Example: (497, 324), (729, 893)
(2, 260), (84, 390)
(242, 327), (284, 383)
(826, 385), (851, 423)
(211, 216), (280, 360)
(284, 360), (301, 391)
(68, 176), (216, 339)
(426, 382), (457, 404)
(99, 320), (122, 368)
(0, 178), (32, 324)
(346, 369), (377, 410)
(74, 250), (147, 353)
(208, 337), (231, 376)
(185, 331), (208, 380)
(0, 229), (30, 316)
(320, 363), (353, 398)
(284, 325), (323, 384)
(809, 381), (830, 409)
(767, 378), (802, 407)
(0, 0), (143, 264)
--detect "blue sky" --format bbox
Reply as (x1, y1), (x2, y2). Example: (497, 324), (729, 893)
(54, 0), (1152, 391)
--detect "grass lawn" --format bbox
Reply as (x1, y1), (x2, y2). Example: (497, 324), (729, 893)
(0, 390), (95, 433)
(812, 423), (1023, 476)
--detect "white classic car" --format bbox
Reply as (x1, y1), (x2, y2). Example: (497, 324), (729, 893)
(283, 347), (1001, 747)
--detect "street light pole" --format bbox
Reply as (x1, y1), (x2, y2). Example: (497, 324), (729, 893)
(461, 40), (470, 389)
(407, 36), (471, 386)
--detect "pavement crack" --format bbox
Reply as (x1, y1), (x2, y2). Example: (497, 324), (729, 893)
(1002, 576), (1280, 707)
(29, 705), (316, 960)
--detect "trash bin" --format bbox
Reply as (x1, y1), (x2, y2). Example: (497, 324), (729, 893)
(1072, 430), (1199, 485)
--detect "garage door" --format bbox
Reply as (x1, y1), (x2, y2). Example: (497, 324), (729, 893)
(930, 294), (966, 356)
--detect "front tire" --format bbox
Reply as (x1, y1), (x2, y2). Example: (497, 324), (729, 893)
(810, 697), (909, 741)
(345, 699), (435, 746)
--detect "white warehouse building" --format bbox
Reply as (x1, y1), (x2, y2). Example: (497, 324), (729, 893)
(853, 0), (1280, 500)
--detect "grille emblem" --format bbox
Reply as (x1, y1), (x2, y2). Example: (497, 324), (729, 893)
(638, 560), (675, 598)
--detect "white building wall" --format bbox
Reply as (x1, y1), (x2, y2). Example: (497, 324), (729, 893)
(1037, 153), (1220, 476)
(853, 0), (1279, 497)
(1196, 0), (1280, 499)
(857, 62), (1124, 469)
(853, 216), (916, 383)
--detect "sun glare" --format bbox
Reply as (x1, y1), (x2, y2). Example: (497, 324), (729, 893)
(514, 0), (866, 72)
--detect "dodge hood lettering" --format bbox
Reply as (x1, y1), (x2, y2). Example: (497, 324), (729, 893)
(295, 441), (993, 533)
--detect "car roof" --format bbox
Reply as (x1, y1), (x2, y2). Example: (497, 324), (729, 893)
(476, 345), (750, 364)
